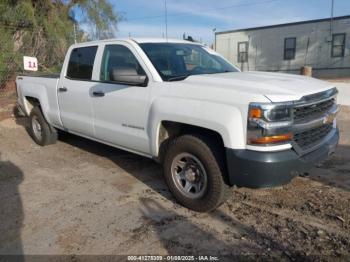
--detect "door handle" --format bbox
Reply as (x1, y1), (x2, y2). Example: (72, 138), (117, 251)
(93, 91), (105, 97)
(58, 87), (68, 92)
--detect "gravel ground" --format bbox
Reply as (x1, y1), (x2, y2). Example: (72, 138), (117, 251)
(0, 93), (349, 260)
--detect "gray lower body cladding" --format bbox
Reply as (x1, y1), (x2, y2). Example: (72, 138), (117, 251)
(225, 128), (339, 188)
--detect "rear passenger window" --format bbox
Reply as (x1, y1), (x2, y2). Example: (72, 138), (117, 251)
(67, 46), (98, 80)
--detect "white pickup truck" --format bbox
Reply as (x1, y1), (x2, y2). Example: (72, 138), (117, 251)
(16, 38), (340, 212)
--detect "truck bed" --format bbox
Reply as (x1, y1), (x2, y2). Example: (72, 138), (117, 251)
(17, 73), (60, 79)
(16, 74), (62, 128)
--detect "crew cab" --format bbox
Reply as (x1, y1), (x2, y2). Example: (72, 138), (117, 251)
(16, 38), (340, 212)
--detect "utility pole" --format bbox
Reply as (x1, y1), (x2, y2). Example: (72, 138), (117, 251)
(212, 28), (216, 50)
(164, 0), (168, 40)
(330, 0), (334, 38)
(73, 22), (77, 44)
(69, 10), (77, 44)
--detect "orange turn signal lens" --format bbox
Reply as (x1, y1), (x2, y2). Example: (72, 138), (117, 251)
(249, 133), (293, 145)
(249, 107), (262, 118)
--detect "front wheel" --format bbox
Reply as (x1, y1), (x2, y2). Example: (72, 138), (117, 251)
(163, 134), (231, 212)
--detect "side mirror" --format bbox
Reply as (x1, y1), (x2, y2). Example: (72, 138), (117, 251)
(110, 67), (148, 86)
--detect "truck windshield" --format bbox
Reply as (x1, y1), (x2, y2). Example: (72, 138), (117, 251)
(139, 43), (238, 81)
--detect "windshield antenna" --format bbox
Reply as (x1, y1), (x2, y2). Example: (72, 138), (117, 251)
(164, 0), (168, 41)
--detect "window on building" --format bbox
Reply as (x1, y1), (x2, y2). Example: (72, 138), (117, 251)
(237, 42), (248, 63)
(67, 46), (98, 80)
(284, 37), (296, 60)
(332, 33), (346, 57)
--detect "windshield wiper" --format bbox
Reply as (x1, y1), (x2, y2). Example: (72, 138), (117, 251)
(167, 74), (190, 81)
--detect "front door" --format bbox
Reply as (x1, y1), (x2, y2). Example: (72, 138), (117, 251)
(91, 44), (151, 154)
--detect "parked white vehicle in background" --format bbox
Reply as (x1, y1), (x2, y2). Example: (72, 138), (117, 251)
(16, 38), (340, 212)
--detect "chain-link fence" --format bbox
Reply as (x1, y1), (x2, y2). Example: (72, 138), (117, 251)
(1, 23), (29, 91)
(0, 23), (74, 95)
(0, 27), (18, 92)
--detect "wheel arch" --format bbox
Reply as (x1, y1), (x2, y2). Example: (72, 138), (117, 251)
(148, 97), (246, 159)
(155, 121), (226, 163)
(23, 95), (51, 123)
(24, 96), (40, 112)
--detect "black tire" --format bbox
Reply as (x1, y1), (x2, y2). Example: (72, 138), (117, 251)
(163, 134), (231, 212)
(28, 106), (57, 146)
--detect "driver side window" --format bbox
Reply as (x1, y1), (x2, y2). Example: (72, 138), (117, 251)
(100, 45), (145, 82)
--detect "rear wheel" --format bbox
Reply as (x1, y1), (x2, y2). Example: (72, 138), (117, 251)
(29, 107), (57, 146)
(163, 134), (231, 212)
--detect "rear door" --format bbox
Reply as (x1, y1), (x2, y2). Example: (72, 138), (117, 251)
(58, 45), (98, 137)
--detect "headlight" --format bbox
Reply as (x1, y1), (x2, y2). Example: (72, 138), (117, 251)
(247, 103), (293, 146)
(264, 107), (292, 122)
(249, 104), (292, 122)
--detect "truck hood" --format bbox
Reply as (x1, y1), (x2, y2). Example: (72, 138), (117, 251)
(183, 71), (335, 102)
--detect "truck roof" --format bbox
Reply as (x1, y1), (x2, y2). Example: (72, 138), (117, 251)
(131, 38), (196, 44)
(69, 37), (201, 49)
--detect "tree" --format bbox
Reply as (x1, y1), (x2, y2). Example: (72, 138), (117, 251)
(69, 0), (121, 40)
(0, 0), (120, 87)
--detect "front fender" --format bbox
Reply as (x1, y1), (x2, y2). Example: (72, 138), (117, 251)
(148, 97), (246, 157)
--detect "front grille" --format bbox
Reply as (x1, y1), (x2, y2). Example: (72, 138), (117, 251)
(293, 98), (335, 123)
(293, 123), (333, 151)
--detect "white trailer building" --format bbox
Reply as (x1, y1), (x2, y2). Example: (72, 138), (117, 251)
(215, 15), (350, 78)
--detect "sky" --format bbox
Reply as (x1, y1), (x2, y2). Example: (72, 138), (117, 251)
(110, 0), (350, 44)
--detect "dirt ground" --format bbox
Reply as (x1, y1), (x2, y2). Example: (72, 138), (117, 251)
(0, 90), (349, 260)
